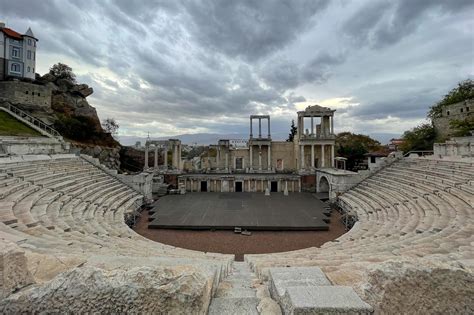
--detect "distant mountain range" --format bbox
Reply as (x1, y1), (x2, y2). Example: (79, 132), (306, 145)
(118, 132), (400, 147)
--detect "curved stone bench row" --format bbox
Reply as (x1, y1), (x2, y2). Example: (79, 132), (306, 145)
(0, 155), (232, 305)
(246, 158), (474, 285)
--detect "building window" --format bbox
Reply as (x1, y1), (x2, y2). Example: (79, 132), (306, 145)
(370, 156), (376, 164)
(460, 108), (464, 113)
(37, 93), (40, 96)
(32, 92), (35, 96)
(467, 107), (470, 112)
(25, 91), (29, 94)
(10, 63), (20, 73)
(27, 66), (30, 72)
(28, 39), (32, 45)
(27, 50), (31, 59)
(12, 47), (20, 58)
(447, 110), (450, 116)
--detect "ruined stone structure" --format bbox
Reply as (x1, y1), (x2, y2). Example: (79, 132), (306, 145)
(433, 99), (473, 138)
(144, 139), (182, 171)
(0, 81), (51, 107)
(178, 105), (337, 193)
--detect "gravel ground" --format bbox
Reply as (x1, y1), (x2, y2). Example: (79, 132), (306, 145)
(133, 208), (347, 258)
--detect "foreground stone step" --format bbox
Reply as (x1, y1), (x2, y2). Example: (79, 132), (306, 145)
(208, 297), (260, 315)
(281, 286), (373, 315)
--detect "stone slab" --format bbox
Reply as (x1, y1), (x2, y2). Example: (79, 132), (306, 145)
(269, 267), (331, 300)
(282, 286), (373, 315)
(208, 297), (260, 315)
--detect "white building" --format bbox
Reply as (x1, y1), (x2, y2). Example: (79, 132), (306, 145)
(0, 23), (38, 81)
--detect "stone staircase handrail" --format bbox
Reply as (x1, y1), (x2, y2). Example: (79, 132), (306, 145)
(0, 103), (62, 140)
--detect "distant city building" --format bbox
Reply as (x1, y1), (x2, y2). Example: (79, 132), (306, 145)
(0, 22), (38, 81)
(388, 138), (404, 151)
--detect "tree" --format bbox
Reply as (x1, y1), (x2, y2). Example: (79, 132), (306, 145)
(449, 119), (474, 137)
(102, 118), (119, 136)
(399, 123), (437, 153)
(286, 119), (297, 142)
(49, 63), (76, 82)
(428, 79), (474, 119)
(335, 132), (382, 171)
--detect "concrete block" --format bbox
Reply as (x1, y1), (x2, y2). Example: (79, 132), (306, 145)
(281, 286), (373, 314)
(208, 297), (259, 315)
(269, 267), (331, 301)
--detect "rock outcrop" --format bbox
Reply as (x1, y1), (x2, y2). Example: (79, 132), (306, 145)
(361, 260), (474, 314)
(0, 243), (35, 299)
(1, 265), (213, 314)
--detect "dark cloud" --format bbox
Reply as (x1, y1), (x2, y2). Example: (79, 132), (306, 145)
(183, 0), (330, 60)
(343, 0), (474, 48)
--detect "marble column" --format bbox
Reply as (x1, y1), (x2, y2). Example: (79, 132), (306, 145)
(258, 118), (262, 138)
(311, 144), (315, 168)
(144, 145), (149, 170)
(300, 145), (305, 169)
(311, 116), (314, 135)
(250, 117), (253, 138)
(267, 145), (271, 171)
(321, 115), (325, 136)
(258, 145), (262, 170)
(321, 145), (325, 168)
(331, 116), (334, 134)
(154, 146), (158, 169)
(190, 179), (193, 192)
(331, 145), (335, 168)
(249, 145), (253, 170)
(267, 117), (271, 138)
(217, 147), (220, 170)
(225, 152), (229, 171)
(164, 146), (168, 169)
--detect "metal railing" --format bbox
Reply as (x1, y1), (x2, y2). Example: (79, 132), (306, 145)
(0, 103), (62, 138)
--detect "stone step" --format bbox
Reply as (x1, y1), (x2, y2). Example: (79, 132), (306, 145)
(281, 286), (373, 315)
(208, 297), (260, 315)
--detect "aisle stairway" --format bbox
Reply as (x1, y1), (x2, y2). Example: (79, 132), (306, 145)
(209, 262), (261, 314)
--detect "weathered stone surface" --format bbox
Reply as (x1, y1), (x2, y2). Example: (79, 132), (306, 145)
(362, 260), (474, 314)
(0, 242), (35, 298)
(269, 266), (331, 301)
(208, 297), (260, 315)
(281, 286), (373, 315)
(257, 297), (282, 315)
(24, 252), (86, 283)
(71, 84), (93, 97)
(1, 266), (213, 314)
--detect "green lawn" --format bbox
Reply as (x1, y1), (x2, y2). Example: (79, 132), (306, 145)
(0, 111), (43, 137)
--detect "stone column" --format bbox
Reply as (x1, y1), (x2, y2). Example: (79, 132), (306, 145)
(321, 145), (325, 168)
(164, 146), (168, 169)
(311, 116), (314, 135)
(292, 181), (295, 192)
(190, 179), (193, 192)
(267, 117), (271, 138)
(225, 151), (229, 171)
(154, 146), (158, 169)
(249, 145), (253, 170)
(258, 118), (262, 138)
(144, 145), (149, 170)
(178, 144), (182, 169)
(331, 145), (335, 168)
(298, 178), (302, 192)
(216, 147), (220, 170)
(331, 116), (334, 134)
(250, 117), (253, 138)
(258, 145), (262, 170)
(300, 145), (305, 169)
(267, 145), (271, 171)
(311, 144), (315, 168)
(172, 145), (176, 168)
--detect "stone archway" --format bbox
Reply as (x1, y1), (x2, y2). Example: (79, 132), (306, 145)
(318, 176), (330, 193)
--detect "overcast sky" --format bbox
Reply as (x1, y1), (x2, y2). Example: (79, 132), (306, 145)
(2, 0), (473, 143)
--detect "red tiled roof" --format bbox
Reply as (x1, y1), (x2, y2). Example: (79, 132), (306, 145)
(365, 150), (391, 157)
(1, 27), (23, 40)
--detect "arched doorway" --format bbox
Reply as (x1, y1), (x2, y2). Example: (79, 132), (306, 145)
(318, 176), (330, 193)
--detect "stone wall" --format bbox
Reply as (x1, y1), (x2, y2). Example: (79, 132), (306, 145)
(0, 81), (51, 108)
(433, 135), (474, 158)
(71, 143), (121, 170)
(433, 99), (473, 138)
(0, 137), (69, 155)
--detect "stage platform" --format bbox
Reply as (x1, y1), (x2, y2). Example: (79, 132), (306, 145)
(148, 193), (329, 231)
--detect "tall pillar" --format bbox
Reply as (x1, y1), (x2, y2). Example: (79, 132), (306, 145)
(267, 117), (271, 138)
(311, 116), (314, 135)
(298, 178), (302, 192)
(164, 146), (168, 169)
(144, 145), (149, 170)
(250, 117), (253, 138)
(267, 145), (271, 170)
(258, 118), (262, 138)
(178, 144), (181, 169)
(321, 116), (325, 136)
(331, 116), (334, 135)
(249, 145), (253, 170)
(300, 145), (305, 169)
(154, 146), (158, 169)
(190, 179), (193, 192)
(311, 145), (315, 168)
(331, 145), (335, 168)
(225, 151), (229, 171)
(171, 145), (176, 168)
(258, 145), (262, 170)
(216, 147), (220, 170)
(321, 145), (325, 168)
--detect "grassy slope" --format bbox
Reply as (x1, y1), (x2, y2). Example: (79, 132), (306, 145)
(0, 111), (43, 137)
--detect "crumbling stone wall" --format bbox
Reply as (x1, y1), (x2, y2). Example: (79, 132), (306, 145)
(0, 81), (51, 108)
(433, 99), (473, 138)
